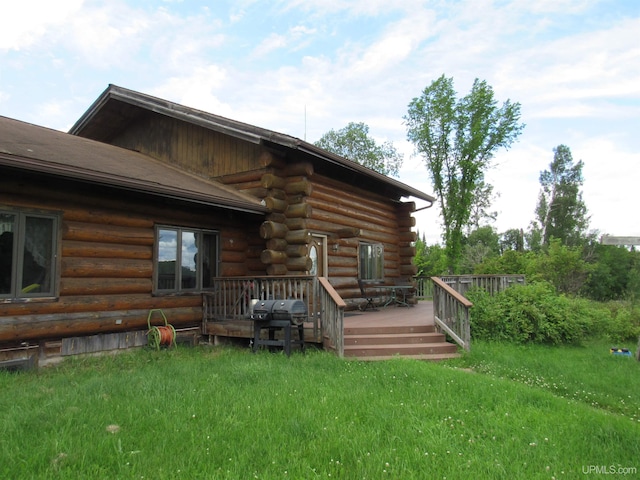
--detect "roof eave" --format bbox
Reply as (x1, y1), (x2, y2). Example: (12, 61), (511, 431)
(70, 85), (435, 205)
(0, 153), (268, 216)
(296, 143), (436, 204)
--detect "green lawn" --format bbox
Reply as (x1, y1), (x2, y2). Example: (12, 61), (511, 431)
(1, 340), (638, 479)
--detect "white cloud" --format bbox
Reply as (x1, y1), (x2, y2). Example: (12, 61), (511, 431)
(516, 0), (597, 15)
(151, 65), (233, 117)
(253, 33), (289, 56)
(251, 25), (317, 57)
(348, 9), (436, 76)
(0, 0), (84, 51)
(2, 0), (638, 243)
(494, 17), (640, 120)
(577, 137), (640, 236)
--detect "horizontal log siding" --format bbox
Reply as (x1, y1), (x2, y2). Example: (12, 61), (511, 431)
(110, 114), (265, 179)
(307, 174), (415, 305)
(0, 179), (262, 345)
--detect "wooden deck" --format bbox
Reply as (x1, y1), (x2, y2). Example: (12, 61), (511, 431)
(205, 300), (459, 360)
(343, 301), (459, 361)
(344, 301), (435, 329)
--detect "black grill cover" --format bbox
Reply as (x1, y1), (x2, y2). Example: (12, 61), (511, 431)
(251, 299), (307, 324)
(272, 299), (307, 324)
(251, 300), (278, 321)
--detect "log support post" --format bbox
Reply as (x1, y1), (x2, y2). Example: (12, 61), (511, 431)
(259, 162), (316, 275)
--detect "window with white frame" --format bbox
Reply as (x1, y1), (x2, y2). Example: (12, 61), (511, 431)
(155, 226), (219, 293)
(0, 209), (58, 299)
(359, 242), (384, 281)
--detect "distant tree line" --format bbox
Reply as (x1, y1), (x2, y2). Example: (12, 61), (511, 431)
(314, 74), (639, 343)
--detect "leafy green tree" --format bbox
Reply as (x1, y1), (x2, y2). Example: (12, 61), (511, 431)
(533, 145), (589, 247)
(460, 226), (500, 273)
(468, 180), (499, 233)
(538, 239), (593, 295)
(582, 244), (639, 301)
(314, 122), (403, 177)
(500, 228), (525, 253)
(465, 226), (500, 253)
(476, 249), (536, 277)
(405, 75), (524, 273)
(414, 233), (448, 277)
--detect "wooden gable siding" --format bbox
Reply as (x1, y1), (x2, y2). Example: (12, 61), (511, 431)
(108, 113), (264, 178)
(0, 173), (264, 346)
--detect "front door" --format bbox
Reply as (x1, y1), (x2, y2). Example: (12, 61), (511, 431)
(308, 234), (327, 277)
(308, 235), (327, 322)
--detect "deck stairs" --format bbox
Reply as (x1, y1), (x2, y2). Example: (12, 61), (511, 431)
(343, 323), (459, 361)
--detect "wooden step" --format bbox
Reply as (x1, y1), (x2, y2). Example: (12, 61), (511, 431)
(344, 341), (458, 358)
(345, 332), (446, 346)
(345, 352), (460, 362)
(344, 324), (435, 336)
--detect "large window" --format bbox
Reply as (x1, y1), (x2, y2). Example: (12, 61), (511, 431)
(359, 242), (384, 281)
(0, 210), (58, 299)
(155, 226), (219, 293)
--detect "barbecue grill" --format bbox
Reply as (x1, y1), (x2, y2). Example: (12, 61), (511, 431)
(251, 299), (307, 355)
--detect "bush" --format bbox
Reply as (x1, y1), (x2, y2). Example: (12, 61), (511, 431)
(600, 302), (640, 343)
(467, 282), (588, 345)
(468, 282), (640, 345)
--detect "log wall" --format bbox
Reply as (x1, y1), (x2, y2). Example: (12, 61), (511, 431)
(0, 175), (264, 350)
(84, 111), (420, 309)
(306, 174), (416, 305)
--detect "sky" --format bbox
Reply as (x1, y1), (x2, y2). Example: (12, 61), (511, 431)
(1, 0), (639, 244)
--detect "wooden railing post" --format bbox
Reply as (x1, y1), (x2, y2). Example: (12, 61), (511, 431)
(427, 274), (525, 351)
(431, 277), (473, 351)
(318, 277), (346, 357)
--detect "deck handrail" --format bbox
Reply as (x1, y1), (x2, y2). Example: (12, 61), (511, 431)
(437, 274), (525, 297)
(202, 276), (320, 334)
(202, 275), (347, 354)
(318, 277), (346, 357)
(431, 277), (473, 351)
(413, 276), (434, 299)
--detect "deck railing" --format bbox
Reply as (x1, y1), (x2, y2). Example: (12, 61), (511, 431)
(432, 277), (473, 351)
(438, 274), (525, 297)
(414, 276), (434, 299)
(202, 276), (346, 353)
(317, 277), (346, 357)
(202, 275), (320, 332)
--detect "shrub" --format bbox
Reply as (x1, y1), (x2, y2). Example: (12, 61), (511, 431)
(600, 302), (640, 342)
(468, 282), (587, 345)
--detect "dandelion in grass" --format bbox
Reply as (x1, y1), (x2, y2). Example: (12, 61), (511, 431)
(106, 424), (120, 434)
(51, 452), (68, 468)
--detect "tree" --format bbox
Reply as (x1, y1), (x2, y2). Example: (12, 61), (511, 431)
(533, 145), (589, 247)
(314, 122), (403, 177)
(405, 75), (524, 273)
(467, 180), (499, 233)
(460, 226), (500, 273)
(538, 239), (592, 295)
(499, 228), (525, 253)
(582, 244), (637, 301)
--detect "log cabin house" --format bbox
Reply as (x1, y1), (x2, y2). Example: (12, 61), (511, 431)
(0, 85), (436, 367)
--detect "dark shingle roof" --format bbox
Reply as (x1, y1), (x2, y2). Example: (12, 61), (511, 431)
(0, 115), (267, 215)
(71, 84), (436, 205)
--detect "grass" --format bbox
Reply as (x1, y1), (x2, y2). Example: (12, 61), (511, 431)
(0, 341), (639, 479)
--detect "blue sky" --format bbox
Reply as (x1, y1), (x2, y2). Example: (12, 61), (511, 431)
(1, 0), (639, 244)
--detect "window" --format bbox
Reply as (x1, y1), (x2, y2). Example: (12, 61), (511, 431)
(0, 210), (58, 299)
(359, 242), (384, 281)
(155, 226), (219, 293)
